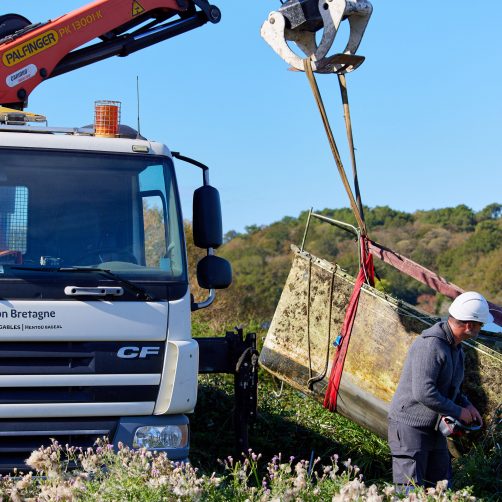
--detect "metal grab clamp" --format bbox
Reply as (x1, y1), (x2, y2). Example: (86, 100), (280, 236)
(261, 0), (372, 74)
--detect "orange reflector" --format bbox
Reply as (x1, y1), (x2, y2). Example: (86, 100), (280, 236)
(94, 100), (121, 137)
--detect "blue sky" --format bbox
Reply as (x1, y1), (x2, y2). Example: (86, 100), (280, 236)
(8, 1), (502, 233)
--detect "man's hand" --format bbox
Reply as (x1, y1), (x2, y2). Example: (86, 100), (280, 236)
(459, 405), (483, 426)
(466, 404), (483, 426)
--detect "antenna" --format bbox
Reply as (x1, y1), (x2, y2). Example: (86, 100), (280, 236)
(136, 75), (141, 136)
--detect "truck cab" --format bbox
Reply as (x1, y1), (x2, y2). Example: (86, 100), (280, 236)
(0, 109), (230, 471)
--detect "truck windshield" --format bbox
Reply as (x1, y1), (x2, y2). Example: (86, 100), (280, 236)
(0, 148), (186, 282)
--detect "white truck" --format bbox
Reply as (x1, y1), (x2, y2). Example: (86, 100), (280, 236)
(0, 0), (236, 470)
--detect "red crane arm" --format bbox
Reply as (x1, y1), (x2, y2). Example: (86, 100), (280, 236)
(0, 0), (220, 107)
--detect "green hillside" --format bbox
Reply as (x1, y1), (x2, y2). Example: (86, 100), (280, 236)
(188, 203), (501, 330)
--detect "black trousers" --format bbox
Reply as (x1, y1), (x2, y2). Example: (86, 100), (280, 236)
(388, 418), (451, 488)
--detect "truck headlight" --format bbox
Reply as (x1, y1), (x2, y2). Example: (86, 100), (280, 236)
(133, 424), (188, 449)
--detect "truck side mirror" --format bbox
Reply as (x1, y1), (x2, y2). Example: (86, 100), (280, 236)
(192, 185), (223, 249)
(197, 255), (232, 289)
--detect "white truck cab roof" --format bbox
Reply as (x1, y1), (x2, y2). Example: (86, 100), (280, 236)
(0, 123), (171, 158)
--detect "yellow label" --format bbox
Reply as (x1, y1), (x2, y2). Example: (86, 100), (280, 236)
(2, 30), (59, 67)
(132, 0), (145, 16)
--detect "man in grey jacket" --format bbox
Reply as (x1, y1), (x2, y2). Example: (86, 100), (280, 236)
(388, 291), (493, 489)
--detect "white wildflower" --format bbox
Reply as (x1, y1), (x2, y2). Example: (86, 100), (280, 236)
(39, 482), (74, 501)
(366, 483), (383, 502)
(14, 472), (33, 491)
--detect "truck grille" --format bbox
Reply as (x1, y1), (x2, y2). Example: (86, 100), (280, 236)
(0, 386), (158, 404)
(0, 341), (166, 471)
(0, 341), (164, 374)
(0, 418), (117, 472)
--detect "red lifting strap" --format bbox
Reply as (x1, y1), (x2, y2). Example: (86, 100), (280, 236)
(324, 238), (374, 411)
(367, 239), (502, 328)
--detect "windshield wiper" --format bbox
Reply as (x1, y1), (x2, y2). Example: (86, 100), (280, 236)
(10, 265), (153, 301)
(10, 265), (56, 272)
(59, 267), (154, 301)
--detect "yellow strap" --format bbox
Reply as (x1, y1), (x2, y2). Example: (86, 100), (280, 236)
(303, 59), (367, 236)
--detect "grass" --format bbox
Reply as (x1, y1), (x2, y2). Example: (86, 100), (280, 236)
(453, 408), (502, 499)
(0, 439), (478, 501)
(0, 370), (497, 500)
(191, 323), (391, 482)
(191, 371), (391, 483)
(191, 370), (501, 500)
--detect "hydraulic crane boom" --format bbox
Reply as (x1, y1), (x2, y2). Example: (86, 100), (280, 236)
(0, 0), (220, 108)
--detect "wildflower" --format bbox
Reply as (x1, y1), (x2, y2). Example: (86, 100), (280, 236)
(366, 483), (383, 502)
(26, 448), (52, 473)
(9, 487), (23, 502)
(333, 477), (367, 502)
(383, 484), (396, 497)
(209, 473), (222, 488)
(80, 453), (101, 473)
(14, 472), (33, 491)
(435, 479), (448, 494)
(237, 468), (247, 481)
(293, 460), (307, 491)
(277, 488), (297, 502)
(39, 482), (74, 501)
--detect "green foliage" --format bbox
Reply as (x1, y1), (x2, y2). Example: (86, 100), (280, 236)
(415, 205), (476, 232)
(244, 224), (264, 235)
(375, 277), (392, 293)
(437, 219), (502, 302)
(453, 409), (502, 500)
(223, 229), (241, 243)
(0, 436), (479, 501)
(143, 203), (166, 268)
(188, 203), (501, 328)
(191, 320), (219, 338)
(475, 203), (502, 222)
(364, 205), (413, 229)
(192, 373), (390, 482)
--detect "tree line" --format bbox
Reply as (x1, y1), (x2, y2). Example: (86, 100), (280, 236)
(187, 203), (502, 331)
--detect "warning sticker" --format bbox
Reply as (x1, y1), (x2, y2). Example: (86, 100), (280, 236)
(2, 30), (59, 67)
(132, 0), (145, 17)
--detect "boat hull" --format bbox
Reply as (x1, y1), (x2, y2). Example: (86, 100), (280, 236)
(259, 246), (502, 439)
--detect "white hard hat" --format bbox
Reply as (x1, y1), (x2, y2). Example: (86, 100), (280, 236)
(448, 291), (494, 324)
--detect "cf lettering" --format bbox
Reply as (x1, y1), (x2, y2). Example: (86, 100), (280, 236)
(117, 346), (160, 359)
(140, 347), (160, 358)
(117, 346), (139, 359)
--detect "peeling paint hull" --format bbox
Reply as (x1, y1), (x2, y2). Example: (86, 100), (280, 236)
(259, 246), (502, 439)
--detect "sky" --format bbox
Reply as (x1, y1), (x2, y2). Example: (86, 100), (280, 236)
(5, 1), (502, 233)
